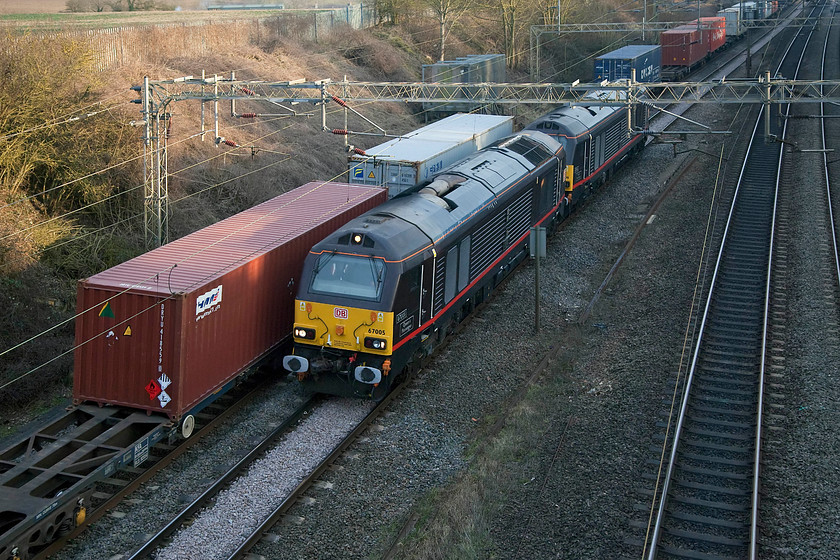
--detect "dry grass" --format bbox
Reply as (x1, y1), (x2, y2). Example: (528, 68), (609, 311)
(0, 0), (68, 13)
(0, 0), (208, 14)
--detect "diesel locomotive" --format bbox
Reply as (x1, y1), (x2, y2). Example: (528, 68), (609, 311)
(282, 97), (647, 398)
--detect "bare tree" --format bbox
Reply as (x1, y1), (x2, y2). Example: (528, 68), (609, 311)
(374, 0), (411, 24)
(107, 0), (158, 11)
(66, 0), (110, 11)
(537, 0), (576, 25)
(423, 0), (473, 61)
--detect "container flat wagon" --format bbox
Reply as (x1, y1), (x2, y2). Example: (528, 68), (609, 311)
(660, 25), (708, 80)
(718, 8), (745, 41)
(690, 17), (727, 54)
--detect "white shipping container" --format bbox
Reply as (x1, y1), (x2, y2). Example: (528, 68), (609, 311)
(731, 2), (758, 20)
(719, 8), (743, 37)
(348, 113), (514, 197)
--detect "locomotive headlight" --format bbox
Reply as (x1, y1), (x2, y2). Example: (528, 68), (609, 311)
(294, 327), (316, 340)
(364, 336), (387, 350)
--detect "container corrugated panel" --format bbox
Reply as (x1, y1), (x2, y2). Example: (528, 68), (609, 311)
(719, 9), (742, 38)
(731, 2), (758, 19)
(594, 45), (661, 82)
(348, 113), (513, 195)
(454, 54), (507, 82)
(660, 26), (706, 67)
(691, 17), (726, 52)
(73, 182), (387, 419)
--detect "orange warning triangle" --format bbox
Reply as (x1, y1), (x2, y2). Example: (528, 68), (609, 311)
(124, 326), (132, 336)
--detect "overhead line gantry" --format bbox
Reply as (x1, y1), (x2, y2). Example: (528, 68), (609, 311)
(135, 74), (840, 248)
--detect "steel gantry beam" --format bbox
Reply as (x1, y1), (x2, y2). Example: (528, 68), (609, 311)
(528, 16), (821, 35)
(135, 73), (840, 247)
(146, 76), (840, 106)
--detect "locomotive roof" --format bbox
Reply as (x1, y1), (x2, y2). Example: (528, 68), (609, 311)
(314, 131), (562, 262)
(527, 103), (622, 138)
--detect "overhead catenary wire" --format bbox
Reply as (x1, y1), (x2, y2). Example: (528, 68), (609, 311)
(0, 112), (303, 244)
(0, 15), (563, 392)
(0, 23), (572, 388)
(0, 93), (132, 142)
(1, 82), (483, 362)
(0, 98), (376, 376)
(0, 163), (383, 392)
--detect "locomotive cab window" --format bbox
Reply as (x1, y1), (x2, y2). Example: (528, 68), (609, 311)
(310, 253), (385, 300)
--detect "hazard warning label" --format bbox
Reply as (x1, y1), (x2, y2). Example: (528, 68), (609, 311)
(145, 379), (161, 400)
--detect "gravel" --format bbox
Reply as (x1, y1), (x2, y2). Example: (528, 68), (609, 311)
(155, 398), (374, 560)
(756, 14), (840, 559)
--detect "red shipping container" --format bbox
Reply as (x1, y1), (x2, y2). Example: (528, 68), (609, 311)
(73, 182), (386, 420)
(690, 17), (727, 53)
(660, 26), (706, 67)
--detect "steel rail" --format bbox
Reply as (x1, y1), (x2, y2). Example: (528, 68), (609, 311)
(225, 382), (408, 560)
(31, 374), (279, 560)
(645, 3), (823, 558)
(125, 394), (317, 560)
(820, 7), (840, 292)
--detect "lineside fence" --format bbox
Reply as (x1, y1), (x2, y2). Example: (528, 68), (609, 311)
(40, 5), (378, 71)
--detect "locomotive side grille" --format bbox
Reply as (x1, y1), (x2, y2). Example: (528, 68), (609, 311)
(604, 119), (624, 160)
(506, 189), (533, 245)
(433, 254), (446, 314)
(588, 138), (596, 175)
(470, 212), (506, 278)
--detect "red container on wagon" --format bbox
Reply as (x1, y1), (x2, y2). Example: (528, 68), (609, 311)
(690, 17), (726, 54)
(660, 25), (707, 67)
(73, 182), (386, 420)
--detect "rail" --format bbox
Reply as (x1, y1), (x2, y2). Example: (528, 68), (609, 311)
(644, 2), (824, 558)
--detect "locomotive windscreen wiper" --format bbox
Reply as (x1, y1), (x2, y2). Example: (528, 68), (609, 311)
(369, 257), (383, 287)
(314, 251), (336, 273)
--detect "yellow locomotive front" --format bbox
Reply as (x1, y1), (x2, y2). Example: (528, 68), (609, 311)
(283, 248), (402, 398)
(289, 297), (395, 383)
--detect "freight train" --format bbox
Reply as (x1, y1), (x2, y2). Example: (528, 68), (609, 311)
(281, 94), (648, 398)
(595, 1), (782, 83)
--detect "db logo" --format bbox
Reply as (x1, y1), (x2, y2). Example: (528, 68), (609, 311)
(334, 307), (349, 320)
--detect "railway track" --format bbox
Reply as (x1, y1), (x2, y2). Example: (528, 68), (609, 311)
(5, 371), (278, 560)
(123, 393), (316, 560)
(121, 382), (400, 559)
(642, 3), (825, 558)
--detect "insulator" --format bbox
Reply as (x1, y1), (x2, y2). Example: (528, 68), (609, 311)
(240, 113), (257, 118)
(331, 129), (348, 135)
(353, 148), (367, 156)
(241, 87), (256, 95)
(223, 139), (239, 147)
(331, 95), (348, 108)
